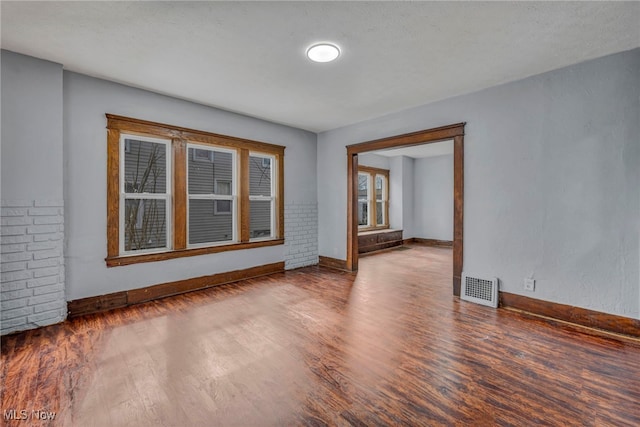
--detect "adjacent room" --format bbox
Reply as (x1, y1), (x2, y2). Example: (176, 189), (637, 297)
(1, 2), (639, 425)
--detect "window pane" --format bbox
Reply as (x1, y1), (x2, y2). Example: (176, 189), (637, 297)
(250, 200), (271, 238)
(358, 201), (368, 226)
(376, 201), (384, 225)
(124, 139), (167, 193)
(189, 199), (233, 244)
(124, 199), (167, 251)
(376, 175), (384, 200)
(215, 180), (232, 196)
(188, 148), (233, 195)
(249, 156), (272, 196)
(358, 174), (368, 199)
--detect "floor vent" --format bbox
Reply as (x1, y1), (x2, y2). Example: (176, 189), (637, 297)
(461, 274), (499, 308)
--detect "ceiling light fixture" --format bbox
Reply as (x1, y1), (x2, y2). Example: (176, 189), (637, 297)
(306, 43), (341, 63)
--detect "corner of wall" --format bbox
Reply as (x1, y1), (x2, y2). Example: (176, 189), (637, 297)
(284, 201), (319, 269)
(1, 51), (66, 335)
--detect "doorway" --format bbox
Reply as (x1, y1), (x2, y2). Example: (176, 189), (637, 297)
(346, 123), (465, 295)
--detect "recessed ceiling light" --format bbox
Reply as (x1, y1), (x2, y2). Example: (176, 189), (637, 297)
(306, 43), (341, 63)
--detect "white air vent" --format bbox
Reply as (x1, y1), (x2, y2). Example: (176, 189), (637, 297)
(461, 273), (499, 308)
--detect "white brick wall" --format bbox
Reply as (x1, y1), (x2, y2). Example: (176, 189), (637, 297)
(284, 201), (319, 270)
(1, 200), (66, 335)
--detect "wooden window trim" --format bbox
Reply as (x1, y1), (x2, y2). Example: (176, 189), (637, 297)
(357, 166), (390, 232)
(106, 239), (285, 267)
(106, 114), (285, 267)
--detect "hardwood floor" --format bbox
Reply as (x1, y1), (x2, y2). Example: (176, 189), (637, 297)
(2, 245), (639, 426)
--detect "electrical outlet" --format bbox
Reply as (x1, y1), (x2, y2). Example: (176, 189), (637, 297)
(524, 278), (535, 291)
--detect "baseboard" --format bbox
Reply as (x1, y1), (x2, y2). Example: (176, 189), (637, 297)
(411, 238), (453, 247)
(318, 256), (349, 271)
(500, 291), (640, 338)
(67, 262), (285, 318)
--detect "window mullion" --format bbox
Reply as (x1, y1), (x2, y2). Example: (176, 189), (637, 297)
(173, 138), (187, 250)
(369, 173), (375, 228)
(276, 153), (284, 239)
(239, 148), (250, 242)
(385, 174), (389, 226)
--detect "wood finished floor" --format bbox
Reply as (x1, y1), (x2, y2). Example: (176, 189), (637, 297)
(1, 245), (639, 426)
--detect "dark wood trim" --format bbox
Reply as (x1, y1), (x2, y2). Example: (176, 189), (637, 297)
(239, 148), (250, 242)
(346, 123), (465, 299)
(173, 138), (187, 250)
(412, 238), (453, 247)
(347, 123), (465, 155)
(357, 165), (389, 176)
(358, 226), (391, 233)
(106, 129), (120, 258)
(276, 152), (285, 239)
(453, 134), (464, 296)
(68, 262), (285, 317)
(106, 114), (285, 155)
(359, 239), (404, 254)
(105, 238), (284, 267)
(358, 229), (403, 254)
(500, 291), (640, 338)
(319, 256), (349, 272)
(66, 291), (128, 319)
(358, 227), (394, 235)
(346, 154), (359, 271)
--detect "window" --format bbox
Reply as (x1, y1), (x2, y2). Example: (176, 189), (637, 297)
(121, 135), (171, 254)
(106, 114), (285, 266)
(358, 173), (370, 227)
(187, 144), (236, 245)
(249, 154), (275, 239)
(357, 166), (389, 231)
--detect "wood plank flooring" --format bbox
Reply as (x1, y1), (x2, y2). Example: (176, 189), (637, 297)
(2, 245), (639, 426)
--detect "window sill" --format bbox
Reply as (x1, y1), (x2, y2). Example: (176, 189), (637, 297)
(358, 225), (390, 235)
(106, 238), (284, 267)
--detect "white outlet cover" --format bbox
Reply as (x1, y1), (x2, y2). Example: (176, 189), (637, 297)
(524, 278), (535, 291)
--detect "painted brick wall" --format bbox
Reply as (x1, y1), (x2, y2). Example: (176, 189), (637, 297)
(284, 202), (318, 270)
(1, 200), (66, 335)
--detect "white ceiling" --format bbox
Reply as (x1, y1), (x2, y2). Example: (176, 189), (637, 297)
(374, 140), (453, 159)
(2, 1), (638, 133)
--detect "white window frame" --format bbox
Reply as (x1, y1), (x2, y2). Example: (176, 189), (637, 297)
(358, 172), (371, 228)
(186, 143), (238, 248)
(213, 179), (232, 215)
(119, 134), (172, 256)
(193, 148), (214, 162)
(375, 173), (387, 226)
(249, 153), (276, 241)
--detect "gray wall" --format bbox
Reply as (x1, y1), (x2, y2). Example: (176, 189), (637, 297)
(413, 154), (453, 241)
(1, 51), (66, 334)
(358, 153), (390, 170)
(388, 156), (403, 230)
(318, 48), (640, 318)
(1, 51), (63, 201)
(64, 72), (317, 300)
(386, 155), (415, 234)
(401, 156), (415, 237)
